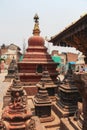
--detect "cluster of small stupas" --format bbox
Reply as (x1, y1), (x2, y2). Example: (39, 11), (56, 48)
(2, 14), (87, 130)
(1, 75), (45, 130)
(2, 14), (60, 130)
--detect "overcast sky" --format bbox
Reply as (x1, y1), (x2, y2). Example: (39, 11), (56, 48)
(0, 0), (87, 50)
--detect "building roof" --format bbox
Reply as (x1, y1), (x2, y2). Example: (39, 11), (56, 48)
(0, 43), (21, 51)
(8, 43), (21, 50)
(49, 14), (87, 56)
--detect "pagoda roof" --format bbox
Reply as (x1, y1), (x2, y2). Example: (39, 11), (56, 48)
(49, 14), (87, 56)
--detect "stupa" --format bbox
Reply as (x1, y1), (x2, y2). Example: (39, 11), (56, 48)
(18, 14), (58, 93)
(2, 77), (32, 130)
(60, 73), (87, 130)
(34, 82), (55, 123)
(55, 69), (82, 117)
(5, 57), (18, 82)
(37, 68), (58, 99)
(3, 74), (23, 108)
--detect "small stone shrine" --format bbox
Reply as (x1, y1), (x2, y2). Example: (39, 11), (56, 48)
(34, 82), (54, 123)
(3, 74), (24, 108)
(5, 57), (18, 82)
(60, 73), (87, 130)
(36, 69), (58, 98)
(2, 77), (32, 130)
(56, 69), (81, 117)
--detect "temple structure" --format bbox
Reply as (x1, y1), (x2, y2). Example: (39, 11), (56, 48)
(34, 82), (54, 123)
(1, 77), (32, 130)
(55, 71), (82, 118)
(18, 14), (58, 91)
(59, 73), (87, 130)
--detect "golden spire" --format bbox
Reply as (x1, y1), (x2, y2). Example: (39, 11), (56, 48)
(33, 14), (40, 35)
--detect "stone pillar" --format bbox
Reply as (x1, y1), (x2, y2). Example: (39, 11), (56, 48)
(74, 73), (87, 130)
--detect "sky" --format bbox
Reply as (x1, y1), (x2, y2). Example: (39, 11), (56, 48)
(0, 0), (87, 52)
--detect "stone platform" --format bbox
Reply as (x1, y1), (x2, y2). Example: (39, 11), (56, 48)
(60, 117), (81, 130)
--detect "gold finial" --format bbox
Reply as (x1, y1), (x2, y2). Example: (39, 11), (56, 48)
(33, 14), (40, 35)
(34, 14), (39, 23)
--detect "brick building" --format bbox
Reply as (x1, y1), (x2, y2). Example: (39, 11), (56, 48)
(66, 53), (78, 63)
(0, 43), (22, 71)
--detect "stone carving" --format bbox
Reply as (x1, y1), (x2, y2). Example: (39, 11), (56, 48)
(13, 92), (23, 108)
(28, 118), (36, 130)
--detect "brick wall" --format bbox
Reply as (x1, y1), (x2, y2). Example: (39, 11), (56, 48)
(67, 53), (78, 62)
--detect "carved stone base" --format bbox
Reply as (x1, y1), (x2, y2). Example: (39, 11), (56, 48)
(40, 115), (55, 123)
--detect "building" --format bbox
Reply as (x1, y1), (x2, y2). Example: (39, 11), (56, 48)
(0, 43), (22, 71)
(49, 14), (87, 63)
